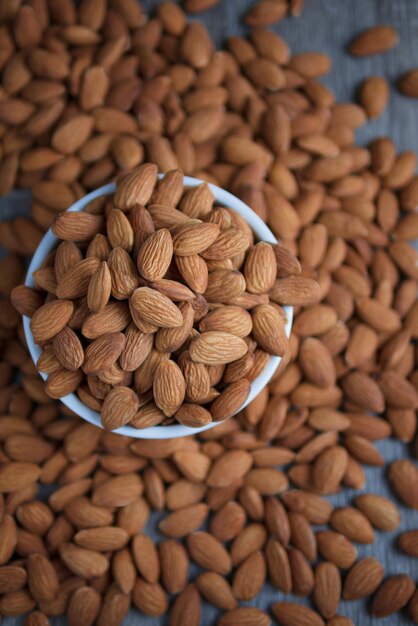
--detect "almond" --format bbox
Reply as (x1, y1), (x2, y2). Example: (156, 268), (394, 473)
(342, 557), (384, 600)
(119, 323), (154, 372)
(196, 572), (237, 610)
(83, 332), (125, 375)
(210, 379), (251, 421)
(251, 304), (289, 355)
(316, 531), (357, 569)
(172, 222), (220, 256)
(372, 574), (415, 617)
(101, 386), (140, 430)
(132, 578), (168, 617)
(398, 69), (418, 97)
(106, 208), (134, 252)
(189, 331), (248, 365)
(130, 286), (183, 328)
(359, 76), (389, 119)
(30, 299), (74, 343)
(170, 584), (201, 626)
(59, 543), (109, 578)
(219, 607), (271, 626)
(313, 562), (341, 619)
(187, 531), (231, 574)
(399, 530), (418, 557)
(132, 533), (160, 583)
(92, 473), (143, 507)
(389, 459), (418, 509)
(159, 503), (209, 538)
(349, 25), (398, 57)
(153, 360), (186, 417)
(27, 554), (59, 601)
(136, 228), (173, 281)
(114, 163), (158, 211)
(299, 338), (336, 388)
(207, 450), (253, 487)
(270, 276), (321, 306)
(272, 603), (324, 626)
(57, 257), (101, 299)
(0, 515), (17, 565)
(52, 212), (103, 242)
(0, 462), (41, 493)
(53, 325), (84, 371)
(210, 502), (246, 541)
(232, 550), (266, 600)
(354, 493), (400, 531)
(266, 538), (292, 593)
(159, 539), (189, 594)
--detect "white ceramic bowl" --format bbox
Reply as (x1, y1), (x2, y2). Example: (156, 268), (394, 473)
(24, 176), (293, 439)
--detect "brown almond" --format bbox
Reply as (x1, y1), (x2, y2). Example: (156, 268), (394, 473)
(316, 531), (357, 569)
(349, 25), (398, 57)
(159, 503), (209, 538)
(313, 562), (341, 619)
(59, 543), (109, 578)
(159, 539), (189, 594)
(342, 557), (384, 600)
(170, 584), (201, 626)
(272, 602), (324, 626)
(132, 578), (168, 617)
(354, 493), (400, 531)
(130, 286), (183, 329)
(30, 300), (74, 343)
(196, 571), (237, 610)
(153, 360), (186, 417)
(219, 607), (271, 626)
(136, 228), (173, 281)
(331, 506), (374, 543)
(372, 575), (415, 617)
(389, 459), (418, 509)
(114, 163), (158, 211)
(187, 531), (231, 574)
(27, 554), (59, 601)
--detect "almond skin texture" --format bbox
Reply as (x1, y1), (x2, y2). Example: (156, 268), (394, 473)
(30, 300), (74, 343)
(343, 557), (384, 600)
(272, 602), (325, 626)
(219, 607), (272, 626)
(349, 25), (399, 56)
(251, 304), (289, 355)
(130, 287), (183, 328)
(59, 543), (109, 578)
(210, 379), (251, 421)
(153, 360), (186, 417)
(189, 331), (248, 365)
(53, 325), (84, 371)
(372, 574), (415, 617)
(114, 163), (158, 210)
(187, 531), (232, 574)
(389, 460), (418, 509)
(244, 242), (277, 294)
(136, 228), (173, 281)
(100, 386), (139, 430)
(83, 332), (126, 375)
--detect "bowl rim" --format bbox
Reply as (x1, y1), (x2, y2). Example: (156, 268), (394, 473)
(23, 175), (293, 439)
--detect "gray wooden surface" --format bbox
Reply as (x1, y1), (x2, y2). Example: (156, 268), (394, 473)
(2, 0), (418, 624)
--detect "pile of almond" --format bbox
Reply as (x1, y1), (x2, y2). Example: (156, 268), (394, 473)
(0, 0), (418, 625)
(23, 163), (305, 430)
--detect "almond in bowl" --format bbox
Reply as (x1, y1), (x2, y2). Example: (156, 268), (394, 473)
(21, 163), (306, 438)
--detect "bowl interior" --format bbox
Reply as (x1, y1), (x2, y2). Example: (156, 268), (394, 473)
(24, 176), (293, 439)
